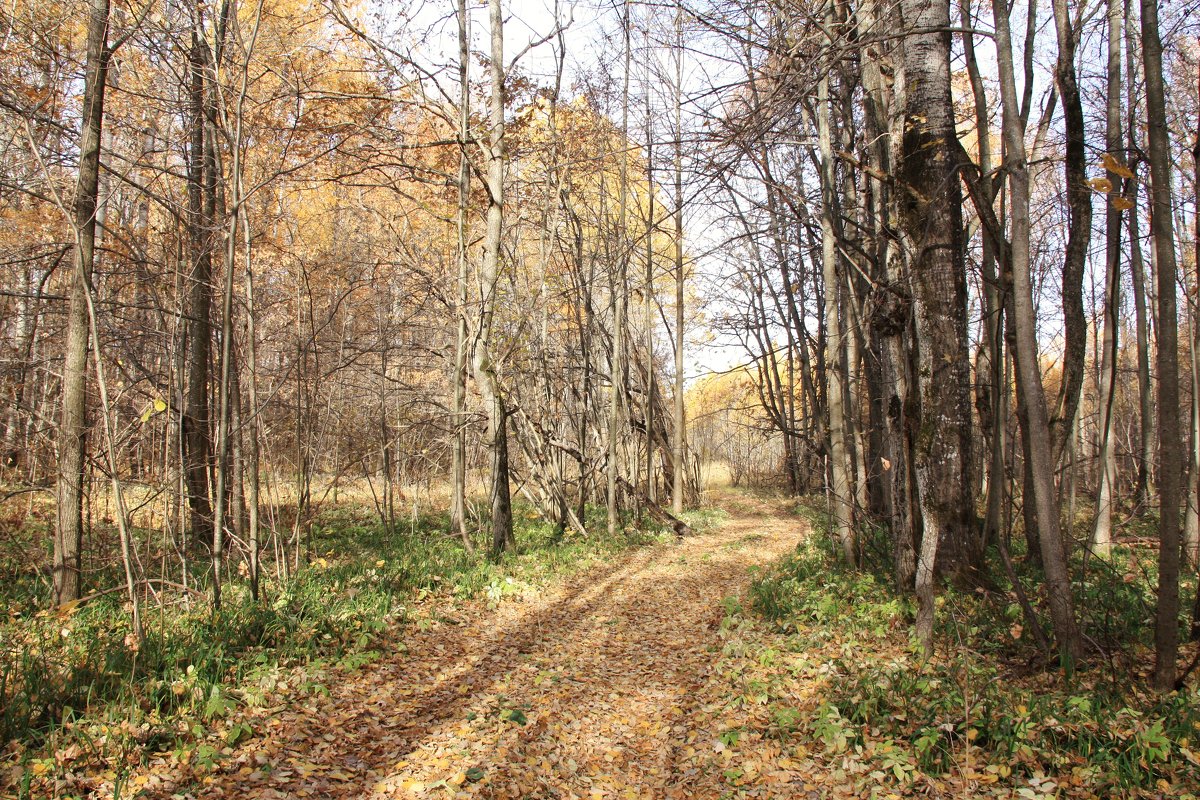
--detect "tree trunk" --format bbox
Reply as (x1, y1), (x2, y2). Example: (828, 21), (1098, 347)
(671, 1), (687, 516)
(993, 0), (1083, 667)
(1048, 0), (1093, 468)
(1184, 60), (1200, 568)
(818, 70), (855, 565)
(474, 0), (513, 557)
(183, 30), (214, 552)
(1127, 1), (1154, 508)
(54, 0), (112, 605)
(960, 0), (1006, 548)
(1092, 0), (1124, 558)
(897, 0), (977, 583)
(450, 0), (471, 548)
(242, 215), (262, 600)
(606, 0), (632, 537)
(1140, 0), (1183, 691)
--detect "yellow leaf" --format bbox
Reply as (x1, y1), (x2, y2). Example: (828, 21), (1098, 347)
(1101, 152), (1135, 179)
(56, 598), (84, 616)
(1087, 177), (1114, 193)
(140, 397), (168, 424)
(1111, 196), (1135, 211)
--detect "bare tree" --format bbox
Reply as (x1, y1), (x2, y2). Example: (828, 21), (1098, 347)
(992, 0), (1083, 666)
(1139, 0), (1183, 691)
(474, 0), (514, 556)
(54, 0), (114, 605)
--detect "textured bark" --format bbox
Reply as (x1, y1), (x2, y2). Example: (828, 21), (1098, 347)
(897, 0), (977, 579)
(1188, 69), (1200, 568)
(857, 0), (915, 589)
(606, 1), (632, 537)
(1140, 0), (1183, 691)
(183, 31), (214, 551)
(1127, 2), (1154, 507)
(1048, 0), (1092, 467)
(55, 0), (111, 605)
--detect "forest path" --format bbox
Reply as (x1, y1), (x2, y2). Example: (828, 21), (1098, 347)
(140, 492), (808, 800)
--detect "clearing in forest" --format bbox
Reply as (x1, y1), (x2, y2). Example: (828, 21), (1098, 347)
(128, 494), (809, 799)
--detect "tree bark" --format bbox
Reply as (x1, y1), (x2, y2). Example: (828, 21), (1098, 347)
(1092, 0), (1124, 558)
(54, 0), (112, 605)
(474, 0), (513, 557)
(671, 1), (686, 516)
(183, 28), (215, 552)
(1048, 0), (1093, 468)
(606, 0), (632, 537)
(1127, 0), (1154, 508)
(450, 0), (472, 549)
(818, 70), (855, 565)
(993, 0), (1083, 667)
(897, 0), (977, 584)
(1140, 0), (1183, 691)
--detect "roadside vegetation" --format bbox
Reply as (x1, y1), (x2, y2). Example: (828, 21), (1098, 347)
(0, 495), (677, 796)
(721, 499), (1200, 797)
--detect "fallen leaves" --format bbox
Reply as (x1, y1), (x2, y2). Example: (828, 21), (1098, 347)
(102, 493), (807, 800)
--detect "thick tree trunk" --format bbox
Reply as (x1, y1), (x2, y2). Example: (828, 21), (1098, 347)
(857, 0), (915, 589)
(897, 0), (977, 583)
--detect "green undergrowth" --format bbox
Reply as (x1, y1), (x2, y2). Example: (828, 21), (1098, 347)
(735, 512), (1200, 797)
(678, 505), (731, 532)
(0, 501), (670, 788)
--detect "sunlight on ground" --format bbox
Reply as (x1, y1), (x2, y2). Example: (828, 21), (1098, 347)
(121, 495), (807, 799)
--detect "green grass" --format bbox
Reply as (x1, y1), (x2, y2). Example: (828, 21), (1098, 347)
(678, 505), (731, 532)
(0, 500), (669, 782)
(741, 515), (1200, 794)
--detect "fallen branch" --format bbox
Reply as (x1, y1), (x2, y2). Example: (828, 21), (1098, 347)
(52, 578), (206, 613)
(617, 478), (693, 539)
